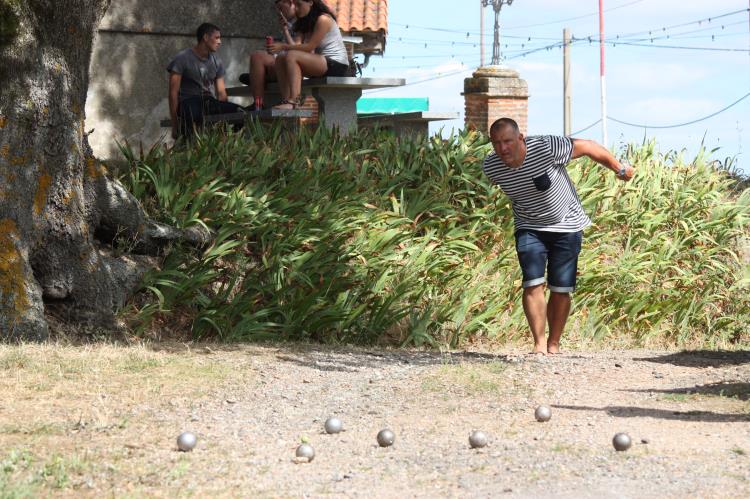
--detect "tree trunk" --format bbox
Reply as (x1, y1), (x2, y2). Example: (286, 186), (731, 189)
(0, 1), (206, 340)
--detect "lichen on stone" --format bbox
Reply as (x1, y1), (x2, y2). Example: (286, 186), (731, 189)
(0, 218), (30, 314)
(34, 172), (52, 215)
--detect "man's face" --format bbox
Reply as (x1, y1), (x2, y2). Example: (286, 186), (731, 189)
(203, 30), (222, 52)
(277, 0), (296, 19)
(490, 126), (525, 167)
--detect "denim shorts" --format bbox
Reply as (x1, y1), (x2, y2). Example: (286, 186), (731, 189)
(514, 229), (583, 293)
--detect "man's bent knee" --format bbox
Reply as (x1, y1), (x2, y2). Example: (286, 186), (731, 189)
(523, 283), (545, 295)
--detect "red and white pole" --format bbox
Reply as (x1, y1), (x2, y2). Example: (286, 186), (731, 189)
(599, 0), (608, 145)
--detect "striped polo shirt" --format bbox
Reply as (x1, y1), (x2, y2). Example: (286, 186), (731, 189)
(482, 135), (591, 232)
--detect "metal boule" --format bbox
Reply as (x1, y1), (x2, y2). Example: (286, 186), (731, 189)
(534, 405), (552, 422)
(325, 417), (343, 434)
(295, 443), (315, 462)
(176, 431), (197, 452)
(612, 432), (632, 451)
(469, 430), (488, 449)
(377, 429), (395, 447)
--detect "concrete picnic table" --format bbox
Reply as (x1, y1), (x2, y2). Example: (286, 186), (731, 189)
(226, 77), (406, 133)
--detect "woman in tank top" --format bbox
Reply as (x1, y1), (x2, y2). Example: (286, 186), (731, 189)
(269, 0), (349, 109)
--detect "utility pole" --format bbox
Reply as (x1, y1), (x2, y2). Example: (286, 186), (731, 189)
(480, 1), (485, 67)
(599, 0), (608, 145)
(563, 28), (572, 136)
(481, 0), (515, 65)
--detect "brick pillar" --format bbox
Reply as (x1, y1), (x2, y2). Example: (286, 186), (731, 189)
(463, 66), (529, 135)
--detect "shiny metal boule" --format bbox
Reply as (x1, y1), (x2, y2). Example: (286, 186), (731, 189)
(534, 405), (552, 422)
(176, 431), (197, 452)
(324, 417), (343, 434)
(295, 443), (315, 461)
(612, 432), (632, 451)
(469, 430), (488, 449)
(377, 429), (395, 447)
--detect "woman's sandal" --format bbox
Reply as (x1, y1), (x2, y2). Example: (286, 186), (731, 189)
(273, 96), (304, 110)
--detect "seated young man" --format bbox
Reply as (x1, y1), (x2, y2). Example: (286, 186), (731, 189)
(243, 0), (298, 110)
(167, 22), (243, 139)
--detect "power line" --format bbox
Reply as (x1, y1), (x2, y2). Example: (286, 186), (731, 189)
(571, 120), (602, 136)
(388, 0), (648, 36)
(503, 0), (648, 30)
(602, 40), (750, 52)
(601, 8), (750, 41)
(364, 67), (476, 93)
(386, 8), (750, 57)
(390, 36), (558, 48)
(617, 20), (748, 42)
(608, 92), (750, 129)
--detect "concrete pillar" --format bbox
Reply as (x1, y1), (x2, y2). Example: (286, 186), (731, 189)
(463, 66), (529, 135)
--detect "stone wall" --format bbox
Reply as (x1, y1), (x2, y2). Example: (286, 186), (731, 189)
(86, 0), (275, 162)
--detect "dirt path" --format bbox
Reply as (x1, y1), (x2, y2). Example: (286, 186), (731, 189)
(1, 343), (748, 497)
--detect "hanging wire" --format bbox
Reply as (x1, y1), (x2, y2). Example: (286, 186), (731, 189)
(600, 40), (750, 52)
(598, 8), (750, 41)
(571, 120), (603, 136)
(503, 0), (648, 30)
(388, 0), (648, 36)
(608, 92), (750, 129)
(617, 20), (747, 43)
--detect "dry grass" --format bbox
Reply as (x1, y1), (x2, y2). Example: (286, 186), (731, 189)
(0, 342), (253, 497)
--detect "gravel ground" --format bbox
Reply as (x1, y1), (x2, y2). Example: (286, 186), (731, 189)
(1, 344), (748, 497)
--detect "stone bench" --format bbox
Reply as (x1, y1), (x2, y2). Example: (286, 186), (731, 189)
(358, 111), (460, 137)
(226, 76), (405, 133)
(159, 108), (312, 128)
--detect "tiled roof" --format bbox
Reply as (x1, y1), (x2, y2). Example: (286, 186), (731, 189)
(330, 0), (388, 33)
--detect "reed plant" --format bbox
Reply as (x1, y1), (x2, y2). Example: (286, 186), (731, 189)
(119, 123), (749, 348)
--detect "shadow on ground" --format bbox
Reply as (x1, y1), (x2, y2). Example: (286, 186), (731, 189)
(625, 382), (750, 401)
(142, 341), (514, 370)
(554, 404), (750, 423)
(273, 349), (513, 372)
(634, 350), (750, 368)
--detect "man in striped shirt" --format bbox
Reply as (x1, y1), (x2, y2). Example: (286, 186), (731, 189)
(483, 118), (634, 354)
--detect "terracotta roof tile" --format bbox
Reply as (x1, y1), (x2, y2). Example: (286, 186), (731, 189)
(329, 0), (388, 33)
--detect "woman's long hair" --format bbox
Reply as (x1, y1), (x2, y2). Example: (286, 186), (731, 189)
(293, 0), (337, 35)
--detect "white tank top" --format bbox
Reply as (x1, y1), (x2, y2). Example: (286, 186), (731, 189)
(313, 17), (348, 65)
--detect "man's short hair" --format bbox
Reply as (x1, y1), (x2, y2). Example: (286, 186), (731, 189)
(490, 118), (520, 136)
(196, 23), (220, 43)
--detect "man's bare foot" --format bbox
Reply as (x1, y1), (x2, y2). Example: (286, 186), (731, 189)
(529, 344), (547, 355)
(547, 343), (561, 354)
(272, 103), (294, 110)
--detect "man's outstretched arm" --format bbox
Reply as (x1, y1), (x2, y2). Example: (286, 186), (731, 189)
(571, 138), (635, 181)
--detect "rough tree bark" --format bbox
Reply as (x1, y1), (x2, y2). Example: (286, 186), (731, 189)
(0, 1), (206, 340)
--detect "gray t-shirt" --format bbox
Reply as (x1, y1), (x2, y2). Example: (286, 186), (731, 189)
(167, 48), (225, 102)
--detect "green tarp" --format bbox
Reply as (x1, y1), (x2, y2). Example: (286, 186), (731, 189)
(357, 98), (429, 115)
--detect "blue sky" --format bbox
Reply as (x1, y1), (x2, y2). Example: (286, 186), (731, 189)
(360, 0), (750, 173)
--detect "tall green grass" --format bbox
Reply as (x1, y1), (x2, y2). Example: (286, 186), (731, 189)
(119, 123), (749, 347)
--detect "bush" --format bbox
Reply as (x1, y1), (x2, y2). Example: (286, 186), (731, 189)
(120, 123), (750, 348)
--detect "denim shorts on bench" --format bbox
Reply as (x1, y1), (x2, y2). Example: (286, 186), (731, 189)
(514, 229), (582, 293)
